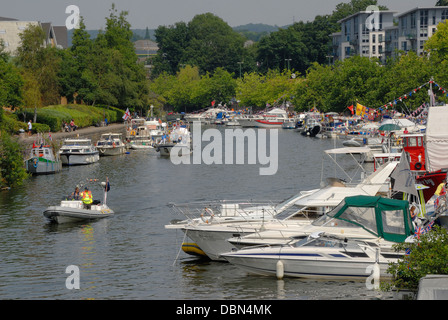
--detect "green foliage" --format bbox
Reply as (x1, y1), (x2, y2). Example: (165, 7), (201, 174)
(20, 104), (124, 132)
(387, 226), (448, 291)
(0, 131), (28, 188)
(152, 13), (245, 77)
(0, 58), (24, 108)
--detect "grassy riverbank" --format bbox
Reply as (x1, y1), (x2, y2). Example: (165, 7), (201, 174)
(18, 104), (126, 133)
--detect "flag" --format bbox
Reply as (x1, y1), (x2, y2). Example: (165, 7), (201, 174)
(105, 177), (110, 192)
(391, 151), (418, 196)
(347, 105), (354, 115)
(356, 103), (365, 116)
(122, 108), (131, 121)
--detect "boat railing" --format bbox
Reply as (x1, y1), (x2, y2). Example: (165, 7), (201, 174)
(167, 199), (294, 224)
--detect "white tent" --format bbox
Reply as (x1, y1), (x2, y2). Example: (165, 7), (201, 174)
(425, 106), (448, 172)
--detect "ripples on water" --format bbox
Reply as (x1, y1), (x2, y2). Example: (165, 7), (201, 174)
(0, 127), (394, 300)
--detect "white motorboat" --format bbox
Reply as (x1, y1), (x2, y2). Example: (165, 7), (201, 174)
(222, 233), (399, 280)
(166, 161), (399, 261)
(59, 138), (99, 165)
(43, 200), (114, 224)
(25, 144), (62, 175)
(253, 108), (288, 128)
(96, 133), (126, 156)
(43, 179), (114, 224)
(156, 125), (191, 157)
(221, 195), (414, 279)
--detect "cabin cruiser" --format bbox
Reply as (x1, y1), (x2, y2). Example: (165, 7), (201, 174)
(59, 138), (99, 165)
(96, 133), (126, 156)
(221, 195), (414, 280)
(25, 144), (62, 175)
(166, 161), (398, 261)
(43, 179), (113, 224)
(156, 125), (191, 157)
(253, 108), (288, 128)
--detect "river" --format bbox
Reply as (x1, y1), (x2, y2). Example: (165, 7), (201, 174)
(0, 126), (395, 300)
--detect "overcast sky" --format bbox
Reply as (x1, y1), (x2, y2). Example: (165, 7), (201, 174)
(0, 0), (439, 30)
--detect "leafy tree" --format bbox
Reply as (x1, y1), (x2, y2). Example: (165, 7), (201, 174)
(0, 131), (28, 188)
(16, 24), (62, 107)
(0, 58), (24, 109)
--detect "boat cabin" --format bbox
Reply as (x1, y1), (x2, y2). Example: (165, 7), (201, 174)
(402, 134), (426, 171)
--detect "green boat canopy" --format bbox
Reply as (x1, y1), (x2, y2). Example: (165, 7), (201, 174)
(327, 195), (414, 243)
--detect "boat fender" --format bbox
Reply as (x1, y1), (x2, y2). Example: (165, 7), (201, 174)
(415, 162), (422, 170)
(131, 130), (136, 136)
(200, 207), (214, 224)
(276, 260), (284, 280)
(32, 157), (39, 168)
(113, 142), (116, 148)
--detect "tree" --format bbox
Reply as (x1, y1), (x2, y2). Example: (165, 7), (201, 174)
(436, 0), (448, 6)
(0, 132), (28, 188)
(16, 24), (62, 107)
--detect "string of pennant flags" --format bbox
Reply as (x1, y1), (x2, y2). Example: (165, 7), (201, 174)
(347, 79), (447, 118)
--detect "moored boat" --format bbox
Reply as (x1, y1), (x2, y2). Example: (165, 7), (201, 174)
(96, 133), (126, 156)
(25, 144), (62, 175)
(59, 138), (99, 166)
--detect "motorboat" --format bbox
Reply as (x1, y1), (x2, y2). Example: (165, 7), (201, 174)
(166, 161), (399, 261)
(282, 118), (297, 129)
(25, 144), (62, 175)
(301, 117), (322, 137)
(43, 179), (113, 224)
(253, 108), (288, 128)
(184, 107), (228, 124)
(222, 233), (400, 280)
(96, 133), (126, 156)
(43, 200), (114, 224)
(156, 125), (191, 157)
(59, 138), (99, 165)
(221, 195), (415, 279)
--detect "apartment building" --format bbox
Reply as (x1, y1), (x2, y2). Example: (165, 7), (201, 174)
(332, 6), (448, 62)
(332, 10), (396, 63)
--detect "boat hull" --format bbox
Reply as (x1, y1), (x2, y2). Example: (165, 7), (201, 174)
(60, 152), (100, 165)
(25, 157), (62, 175)
(222, 248), (395, 280)
(97, 146), (125, 156)
(254, 120), (284, 128)
(43, 203), (114, 224)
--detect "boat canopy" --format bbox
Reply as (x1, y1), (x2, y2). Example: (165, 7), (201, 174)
(327, 195), (414, 243)
(426, 106), (448, 172)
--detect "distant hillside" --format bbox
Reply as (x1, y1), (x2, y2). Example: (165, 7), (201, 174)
(67, 23), (282, 47)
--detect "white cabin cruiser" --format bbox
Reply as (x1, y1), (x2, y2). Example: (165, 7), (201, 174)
(59, 138), (99, 165)
(96, 133), (126, 156)
(221, 195), (414, 279)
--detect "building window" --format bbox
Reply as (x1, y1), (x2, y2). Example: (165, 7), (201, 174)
(372, 34), (376, 43)
(0, 30), (6, 34)
(402, 41), (408, 51)
(372, 45), (376, 54)
(420, 28), (428, 37)
(411, 12), (416, 29)
(442, 9), (448, 20)
(379, 34), (383, 42)
(379, 45), (383, 54)
(420, 40), (425, 50)
(420, 10), (428, 27)
(345, 47), (351, 56)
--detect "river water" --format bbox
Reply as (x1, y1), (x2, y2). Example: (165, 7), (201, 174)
(0, 126), (395, 300)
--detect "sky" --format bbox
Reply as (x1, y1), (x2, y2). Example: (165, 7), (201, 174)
(0, 0), (440, 30)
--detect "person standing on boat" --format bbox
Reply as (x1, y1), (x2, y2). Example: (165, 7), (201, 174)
(81, 187), (93, 209)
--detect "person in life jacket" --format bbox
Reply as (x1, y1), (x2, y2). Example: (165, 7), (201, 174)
(81, 187), (93, 209)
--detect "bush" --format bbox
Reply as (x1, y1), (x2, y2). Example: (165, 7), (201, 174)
(32, 123), (51, 133)
(386, 225), (448, 291)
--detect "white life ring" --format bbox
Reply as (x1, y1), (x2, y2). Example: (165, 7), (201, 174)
(200, 207), (214, 224)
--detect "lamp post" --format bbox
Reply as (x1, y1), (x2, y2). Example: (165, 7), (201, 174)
(237, 61), (243, 78)
(285, 58), (292, 70)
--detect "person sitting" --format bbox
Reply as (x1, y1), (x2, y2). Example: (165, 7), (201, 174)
(69, 187), (81, 200)
(70, 119), (78, 131)
(81, 187), (93, 209)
